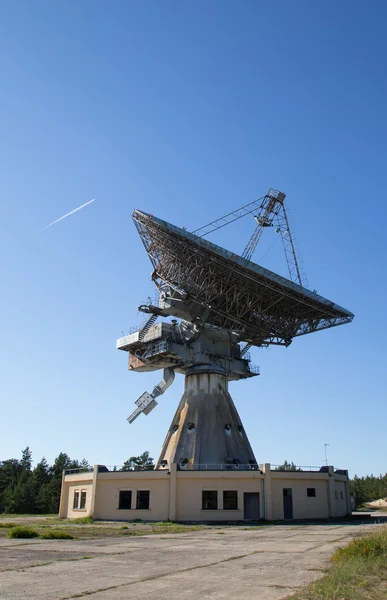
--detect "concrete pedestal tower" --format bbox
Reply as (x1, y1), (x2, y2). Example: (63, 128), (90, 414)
(157, 368), (257, 469)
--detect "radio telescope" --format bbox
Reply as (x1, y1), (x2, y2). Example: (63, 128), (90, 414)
(117, 189), (353, 470)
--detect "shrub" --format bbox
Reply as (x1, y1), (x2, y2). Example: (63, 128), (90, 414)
(7, 526), (39, 539)
(40, 530), (74, 540)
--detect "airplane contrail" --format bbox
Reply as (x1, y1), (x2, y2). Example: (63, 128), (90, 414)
(40, 198), (96, 232)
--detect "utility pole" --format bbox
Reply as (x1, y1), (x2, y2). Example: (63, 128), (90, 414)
(324, 443), (330, 466)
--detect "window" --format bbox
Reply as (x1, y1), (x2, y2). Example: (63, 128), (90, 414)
(340, 491), (344, 500)
(80, 490), (87, 509)
(73, 490), (79, 509)
(307, 488), (316, 498)
(223, 490), (238, 510)
(202, 490), (217, 510)
(335, 490), (338, 499)
(136, 490), (150, 510)
(119, 490), (132, 510)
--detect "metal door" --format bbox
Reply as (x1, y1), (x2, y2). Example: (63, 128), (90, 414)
(244, 493), (260, 520)
(283, 488), (293, 519)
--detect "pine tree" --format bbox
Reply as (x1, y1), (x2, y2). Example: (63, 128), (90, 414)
(275, 460), (302, 472)
(21, 447), (33, 472)
(0, 459), (22, 512)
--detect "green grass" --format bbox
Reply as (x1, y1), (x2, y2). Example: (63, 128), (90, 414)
(40, 529), (74, 540)
(291, 526), (387, 600)
(7, 526), (39, 539)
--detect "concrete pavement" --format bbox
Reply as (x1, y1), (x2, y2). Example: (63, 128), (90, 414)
(0, 523), (379, 599)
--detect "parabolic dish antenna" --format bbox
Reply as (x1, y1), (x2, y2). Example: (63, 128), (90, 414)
(132, 209), (353, 347)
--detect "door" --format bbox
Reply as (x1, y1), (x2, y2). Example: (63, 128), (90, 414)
(283, 488), (293, 519)
(244, 493), (260, 520)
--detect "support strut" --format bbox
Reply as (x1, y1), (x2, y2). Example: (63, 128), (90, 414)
(127, 367), (175, 424)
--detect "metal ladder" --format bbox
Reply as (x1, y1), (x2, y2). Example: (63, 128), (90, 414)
(139, 314), (158, 340)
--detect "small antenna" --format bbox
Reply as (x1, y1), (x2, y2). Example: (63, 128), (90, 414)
(324, 443), (330, 466)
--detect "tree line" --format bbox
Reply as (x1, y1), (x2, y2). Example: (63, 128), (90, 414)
(2, 450), (386, 513)
(0, 448), (154, 514)
(350, 474), (387, 507)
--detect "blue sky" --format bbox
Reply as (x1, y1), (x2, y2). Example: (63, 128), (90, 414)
(1, 1), (386, 477)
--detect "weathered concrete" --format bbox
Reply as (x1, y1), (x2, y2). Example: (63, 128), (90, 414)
(157, 370), (257, 468)
(0, 523), (379, 600)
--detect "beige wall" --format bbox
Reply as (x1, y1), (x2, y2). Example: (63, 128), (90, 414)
(94, 472), (170, 521)
(61, 465), (351, 522)
(176, 472), (263, 521)
(65, 481), (94, 519)
(271, 476), (329, 520)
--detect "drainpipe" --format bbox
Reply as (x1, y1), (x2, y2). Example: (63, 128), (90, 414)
(263, 463), (272, 520)
(58, 469), (66, 518)
(90, 465), (99, 518)
(262, 477), (266, 520)
(168, 463), (177, 521)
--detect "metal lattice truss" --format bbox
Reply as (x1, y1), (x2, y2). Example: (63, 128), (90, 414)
(132, 210), (353, 347)
(193, 188), (306, 288)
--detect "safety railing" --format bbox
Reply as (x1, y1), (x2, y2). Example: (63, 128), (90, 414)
(176, 463), (261, 471)
(64, 467), (93, 475)
(270, 464), (326, 473)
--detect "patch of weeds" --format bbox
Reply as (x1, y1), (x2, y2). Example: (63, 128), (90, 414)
(151, 523), (206, 534)
(7, 526), (39, 539)
(332, 531), (387, 562)
(119, 525), (128, 530)
(40, 530), (74, 540)
(290, 526), (387, 600)
(0, 522), (17, 528)
(216, 531), (225, 534)
(70, 516), (94, 524)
